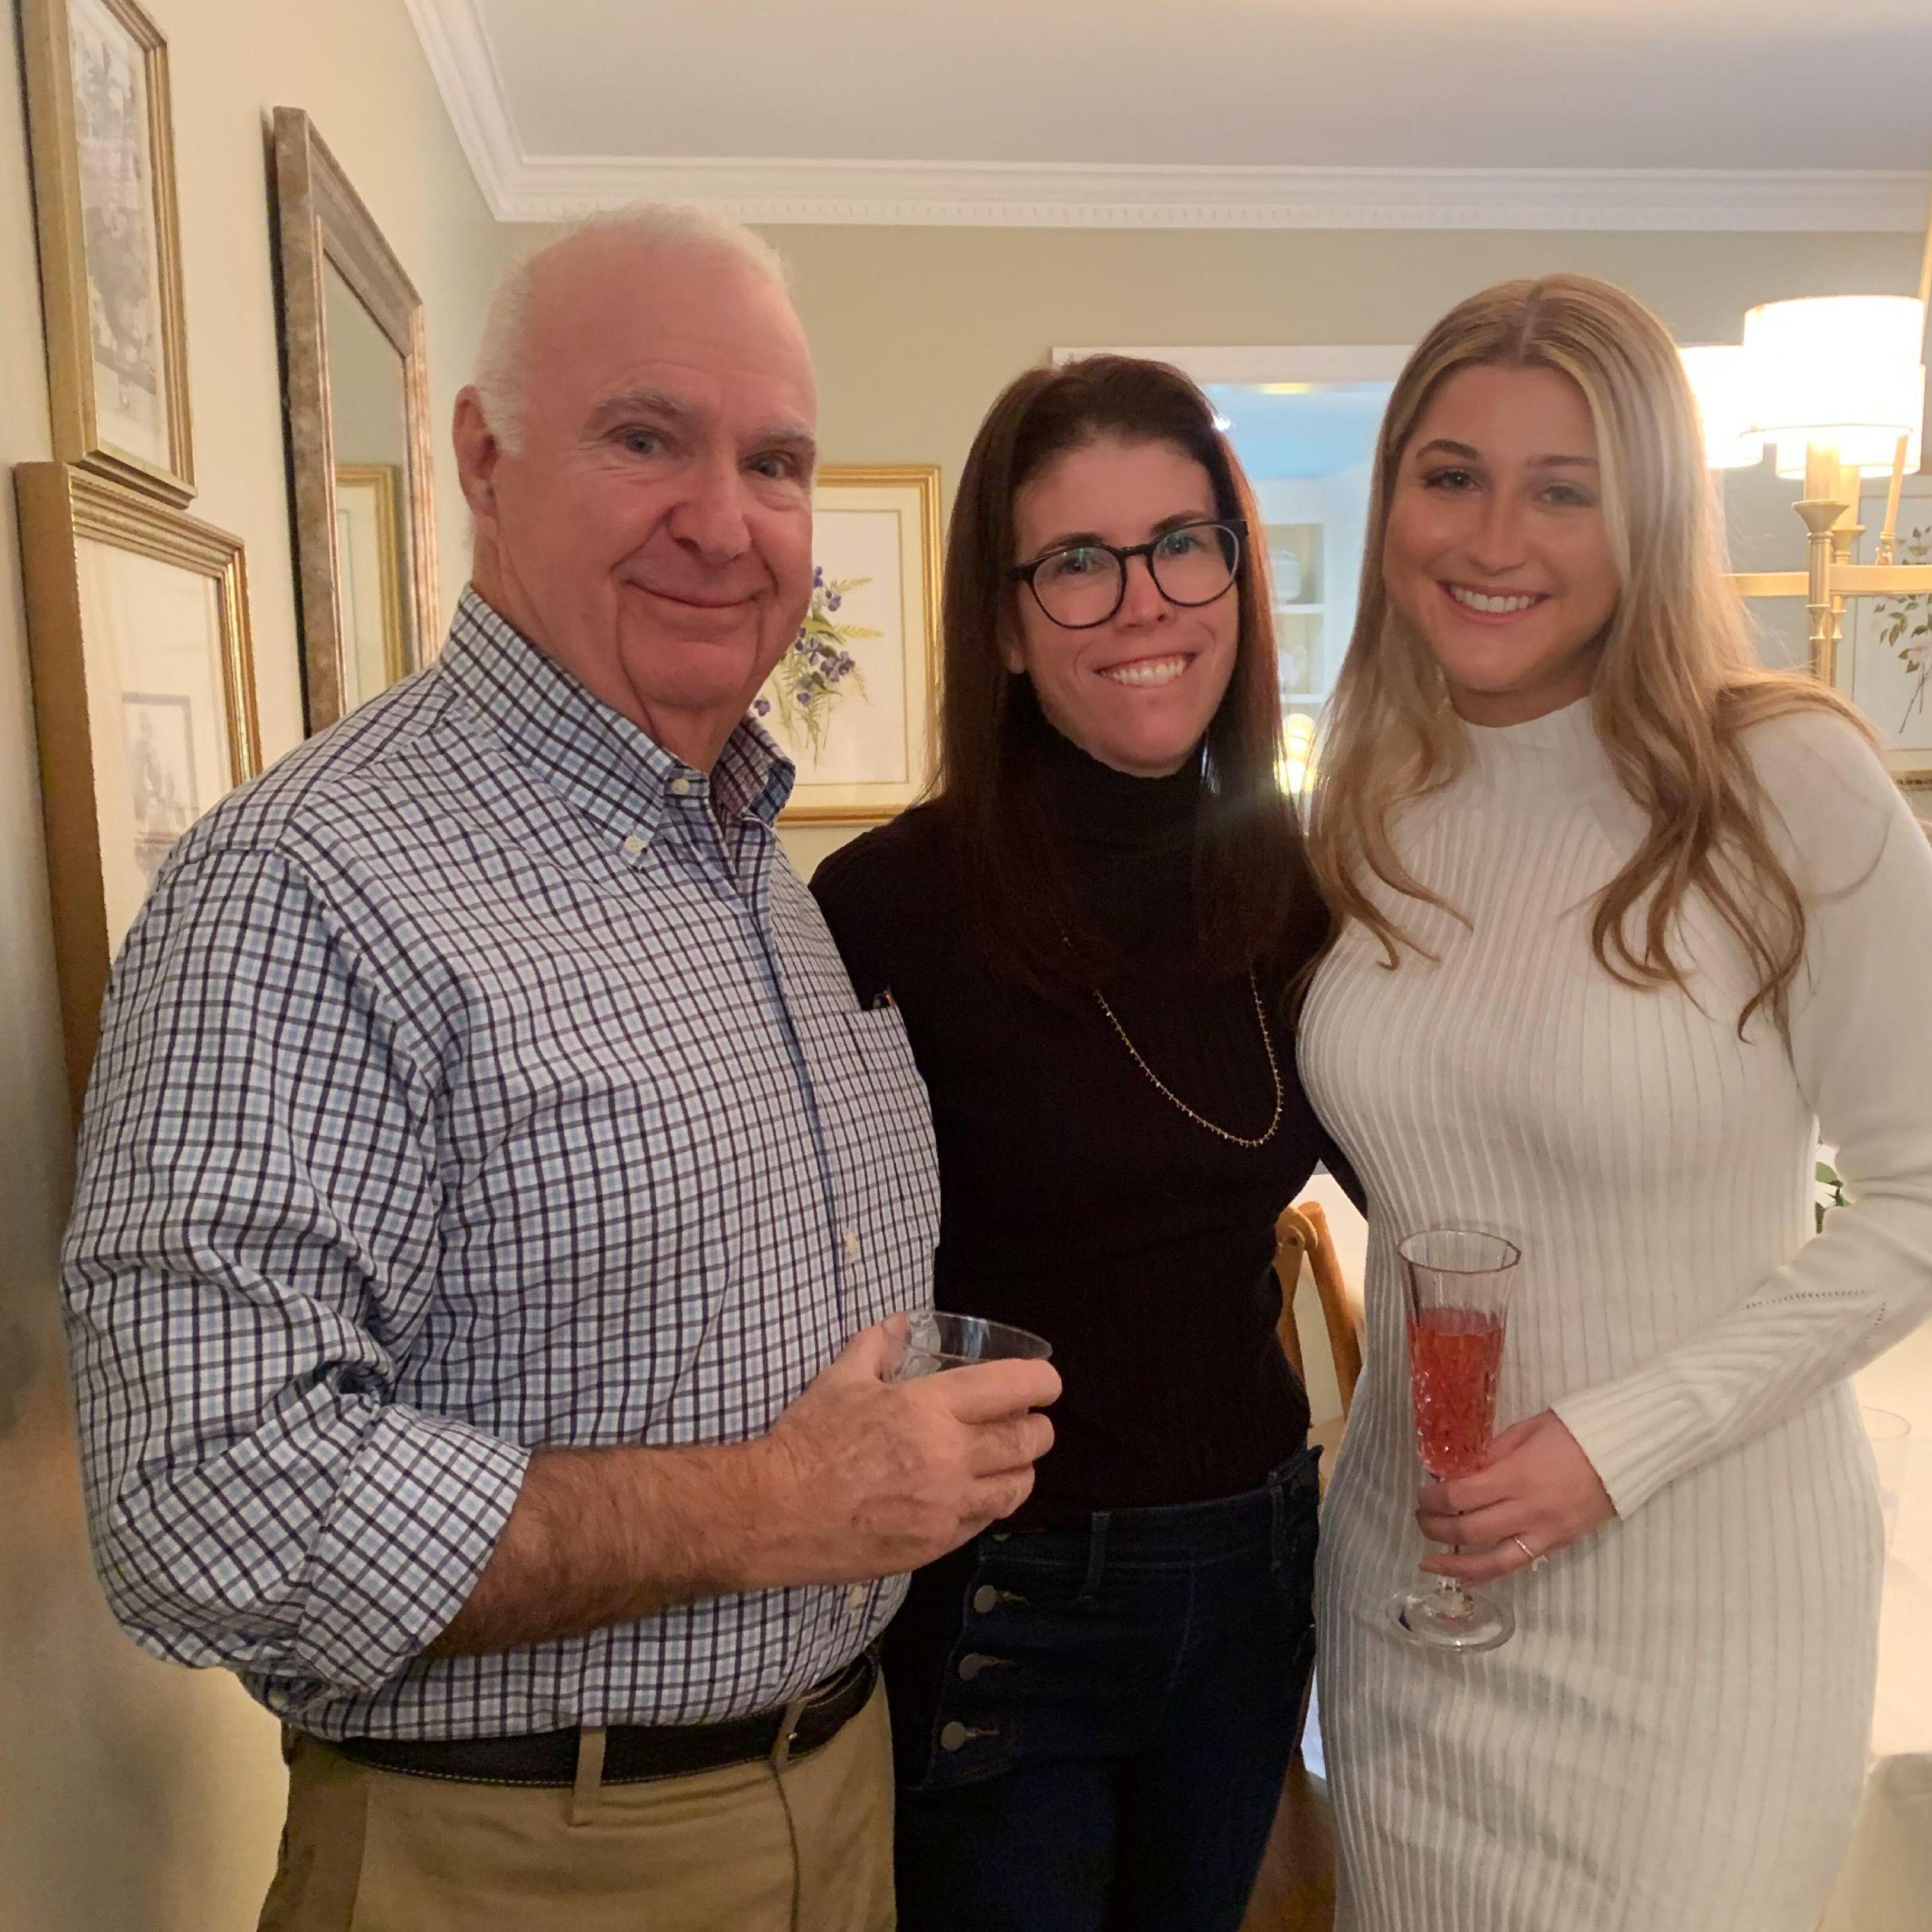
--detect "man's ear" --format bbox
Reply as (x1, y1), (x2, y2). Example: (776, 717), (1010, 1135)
(453, 387), (501, 528)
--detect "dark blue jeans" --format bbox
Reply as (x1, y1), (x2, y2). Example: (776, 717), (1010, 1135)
(886, 1447), (1319, 1932)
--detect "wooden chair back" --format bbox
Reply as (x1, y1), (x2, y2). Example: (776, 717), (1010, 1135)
(1273, 1198), (1362, 1424)
(1243, 1197), (1364, 1931)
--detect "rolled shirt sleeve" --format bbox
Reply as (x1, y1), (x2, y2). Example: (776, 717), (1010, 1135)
(62, 841), (530, 1693)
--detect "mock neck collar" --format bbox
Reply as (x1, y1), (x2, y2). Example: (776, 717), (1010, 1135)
(1462, 693), (1600, 760)
(1035, 714), (1203, 853)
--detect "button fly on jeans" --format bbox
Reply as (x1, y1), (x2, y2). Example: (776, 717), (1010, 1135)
(971, 1585), (1024, 1615)
(939, 1721), (996, 1752)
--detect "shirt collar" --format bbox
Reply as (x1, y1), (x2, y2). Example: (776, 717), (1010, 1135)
(438, 586), (795, 847)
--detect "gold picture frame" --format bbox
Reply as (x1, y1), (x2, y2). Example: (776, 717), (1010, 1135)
(20, 0), (194, 504)
(15, 464), (262, 1114)
(1917, 277), (1932, 481)
(271, 107), (440, 732)
(334, 462), (411, 697)
(759, 464), (943, 824)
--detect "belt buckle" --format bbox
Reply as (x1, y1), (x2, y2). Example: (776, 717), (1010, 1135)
(780, 1647), (872, 1770)
(772, 1692), (811, 1774)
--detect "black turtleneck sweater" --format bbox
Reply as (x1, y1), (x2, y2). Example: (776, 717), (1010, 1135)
(809, 727), (1329, 1524)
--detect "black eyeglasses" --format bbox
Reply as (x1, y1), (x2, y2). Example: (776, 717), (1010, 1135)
(1008, 519), (1246, 630)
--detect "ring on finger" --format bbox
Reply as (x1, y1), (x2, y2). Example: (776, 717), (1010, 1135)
(1511, 1534), (1549, 1573)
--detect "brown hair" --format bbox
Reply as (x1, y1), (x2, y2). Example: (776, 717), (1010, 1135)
(1307, 275), (1869, 1035)
(933, 353), (1324, 1003)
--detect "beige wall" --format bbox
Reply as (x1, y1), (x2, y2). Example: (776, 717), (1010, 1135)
(532, 222), (1914, 875)
(0, 2), (499, 1926)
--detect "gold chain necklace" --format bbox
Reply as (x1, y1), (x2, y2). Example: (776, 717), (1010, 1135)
(1090, 969), (1283, 1150)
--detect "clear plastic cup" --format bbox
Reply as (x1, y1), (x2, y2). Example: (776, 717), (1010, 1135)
(889, 1310), (1052, 1382)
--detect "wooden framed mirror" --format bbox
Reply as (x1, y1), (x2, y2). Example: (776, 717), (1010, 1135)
(270, 106), (439, 732)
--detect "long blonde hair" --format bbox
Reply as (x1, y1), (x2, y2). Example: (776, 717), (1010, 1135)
(1306, 273), (1866, 1034)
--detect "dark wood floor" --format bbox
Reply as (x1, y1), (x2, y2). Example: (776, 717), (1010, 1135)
(1242, 1416), (1345, 1928)
(1240, 1757), (1337, 1932)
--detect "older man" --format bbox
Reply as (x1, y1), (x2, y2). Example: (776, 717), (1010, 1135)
(61, 207), (1057, 1932)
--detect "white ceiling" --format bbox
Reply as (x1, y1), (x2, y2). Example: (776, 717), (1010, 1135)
(406, 0), (1932, 228)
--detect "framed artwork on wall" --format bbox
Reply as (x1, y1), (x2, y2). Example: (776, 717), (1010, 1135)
(271, 107), (441, 731)
(15, 464), (261, 1113)
(1845, 475), (1932, 785)
(20, 0), (194, 504)
(1917, 292), (1932, 481)
(757, 465), (942, 823)
(334, 462), (411, 708)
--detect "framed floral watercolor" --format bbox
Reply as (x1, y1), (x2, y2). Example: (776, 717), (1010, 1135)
(1848, 475), (1932, 785)
(21, 0), (194, 504)
(757, 465), (942, 823)
(15, 464), (260, 1114)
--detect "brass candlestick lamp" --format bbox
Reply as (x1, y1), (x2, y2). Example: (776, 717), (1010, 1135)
(1691, 183), (1932, 693)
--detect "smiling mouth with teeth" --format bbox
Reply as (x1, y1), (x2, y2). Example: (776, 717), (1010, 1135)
(1097, 655), (1192, 688)
(1445, 584), (1549, 616)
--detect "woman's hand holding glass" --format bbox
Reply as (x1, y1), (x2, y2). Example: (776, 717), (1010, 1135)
(1417, 1409), (1615, 1583)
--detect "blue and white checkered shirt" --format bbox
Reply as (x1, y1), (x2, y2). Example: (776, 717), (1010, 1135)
(61, 588), (940, 1740)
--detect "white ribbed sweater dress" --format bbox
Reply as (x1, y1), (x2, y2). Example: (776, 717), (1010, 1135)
(1300, 699), (1932, 1932)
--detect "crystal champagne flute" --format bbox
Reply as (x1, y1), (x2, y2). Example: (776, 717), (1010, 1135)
(1389, 1227), (1521, 1653)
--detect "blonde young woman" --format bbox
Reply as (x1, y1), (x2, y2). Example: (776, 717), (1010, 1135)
(1300, 275), (1932, 1932)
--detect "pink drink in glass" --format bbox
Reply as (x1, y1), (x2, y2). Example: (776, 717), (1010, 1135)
(1409, 1309), (1507, 1481)
(1390, 1228), (1520, 1653)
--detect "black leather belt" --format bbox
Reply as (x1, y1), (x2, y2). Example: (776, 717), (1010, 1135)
(321, 1649), (878, 1788)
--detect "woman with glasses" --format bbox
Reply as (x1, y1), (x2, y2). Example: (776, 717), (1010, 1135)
(811, 355), (1341, 1931)
(1300, 275), (1932, 1931)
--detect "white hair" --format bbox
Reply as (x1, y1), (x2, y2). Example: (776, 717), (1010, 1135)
(471, 203), (791, 455)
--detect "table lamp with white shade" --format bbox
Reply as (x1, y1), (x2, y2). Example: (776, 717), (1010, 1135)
(1696, 244), (1932, 683)
(1680, 165), (1932, 686)
(1745, 294), (1927, 483)
(1680, 343), (1770, 473)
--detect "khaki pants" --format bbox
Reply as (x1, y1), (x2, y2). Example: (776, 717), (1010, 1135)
(258, 1683), (896, 1932)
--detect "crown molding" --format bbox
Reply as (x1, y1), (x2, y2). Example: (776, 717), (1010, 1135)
(404, 5), (1931, 234)
(488, 158), (1932, 233)
(401, 0), (521, 216)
